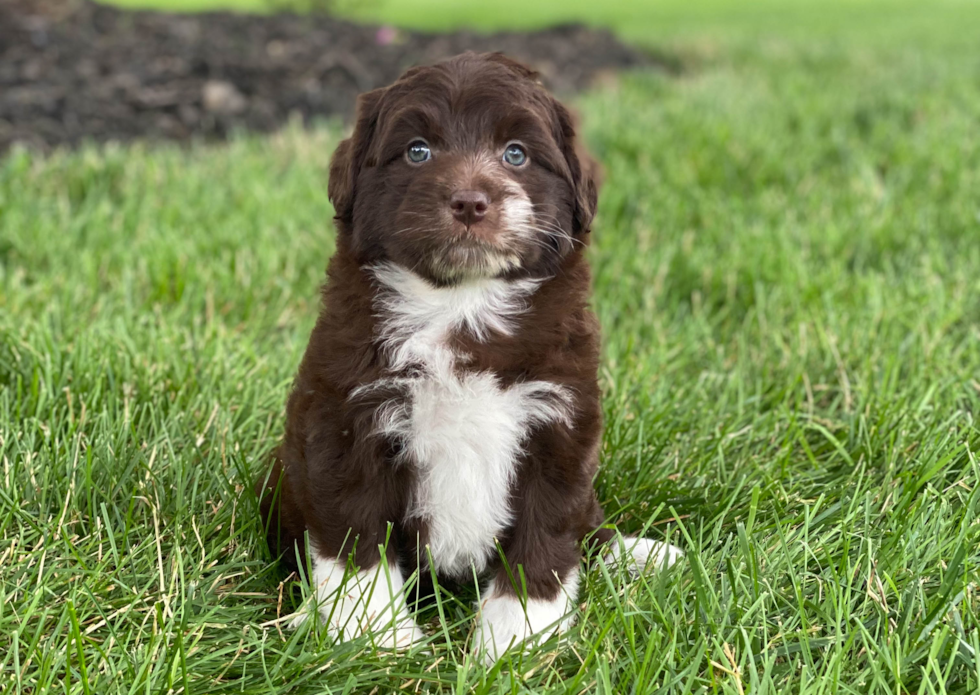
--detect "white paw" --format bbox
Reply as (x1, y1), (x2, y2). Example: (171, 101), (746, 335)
(603, 535), (684, 574)
(473, 568), (579, 666)
(288, 554), (426, 651)
(473, 597), (527, 666)
(371, 620), (428, 650)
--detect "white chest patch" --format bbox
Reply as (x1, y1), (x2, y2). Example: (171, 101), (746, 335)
(357, 263), (574, 577)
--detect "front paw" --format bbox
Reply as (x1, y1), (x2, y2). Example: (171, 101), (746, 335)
(372, 620), (427, 650)
(473, 594), (531, 665)
(288, 554), (426, 651)
(472, 568), (579, 665)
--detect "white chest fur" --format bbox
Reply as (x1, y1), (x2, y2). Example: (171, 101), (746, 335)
(358, 264), (574, 577)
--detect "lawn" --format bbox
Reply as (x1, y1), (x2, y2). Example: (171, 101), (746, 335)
(2, 0), (980, 692)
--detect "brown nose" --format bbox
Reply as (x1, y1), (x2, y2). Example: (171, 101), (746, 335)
(449, 190), (489, 227)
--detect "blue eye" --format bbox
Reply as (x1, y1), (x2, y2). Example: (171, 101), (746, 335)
(503, 144), (528, 167)
(406, 141), (431, 164)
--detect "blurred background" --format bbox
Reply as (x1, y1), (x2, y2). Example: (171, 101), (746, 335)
(3, 0), (972, 151)
(2, 0), (666, 149)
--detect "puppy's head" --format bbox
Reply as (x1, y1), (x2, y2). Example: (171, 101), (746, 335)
(328, 52), (600, 284)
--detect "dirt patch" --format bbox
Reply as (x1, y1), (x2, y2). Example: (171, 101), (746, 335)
(0, 0), (671, 151)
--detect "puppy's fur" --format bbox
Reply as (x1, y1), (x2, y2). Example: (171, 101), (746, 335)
(256, 52), (681, 662)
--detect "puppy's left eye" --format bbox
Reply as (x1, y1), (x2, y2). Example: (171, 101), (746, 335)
(503, 144), (528, 167)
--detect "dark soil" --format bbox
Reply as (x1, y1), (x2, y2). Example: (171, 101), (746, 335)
(0, 0), (670, 151)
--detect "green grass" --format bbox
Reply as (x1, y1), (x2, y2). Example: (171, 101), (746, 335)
(3, 1), (980, 692)
(106, 0), (979, 50)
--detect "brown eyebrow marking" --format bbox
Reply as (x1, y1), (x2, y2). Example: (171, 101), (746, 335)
(493, 110), (548, 143)
(380, 107), (446, 149)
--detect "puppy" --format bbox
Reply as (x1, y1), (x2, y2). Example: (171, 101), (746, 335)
(256, 52), (682, 663)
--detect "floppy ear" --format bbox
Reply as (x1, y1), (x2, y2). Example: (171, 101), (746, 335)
(328, 87), (386, 228)
(554, 101), (601, 236)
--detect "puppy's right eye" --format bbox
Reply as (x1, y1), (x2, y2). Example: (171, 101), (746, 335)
(406, 141), (432, 164)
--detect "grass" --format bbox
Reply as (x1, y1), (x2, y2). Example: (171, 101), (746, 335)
(105, 0), (979, 50)
(2, 0), (980, 692)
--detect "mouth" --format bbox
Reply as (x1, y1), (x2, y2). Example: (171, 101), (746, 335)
(428, 232), (522, 282)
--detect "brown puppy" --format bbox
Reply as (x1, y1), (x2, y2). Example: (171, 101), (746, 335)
(256, 52), (681, 663)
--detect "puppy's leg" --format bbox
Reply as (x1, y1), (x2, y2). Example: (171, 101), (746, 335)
(287, 467), (425, 649)
(294, 547), (425, 650)
(472, 537), (581, 665)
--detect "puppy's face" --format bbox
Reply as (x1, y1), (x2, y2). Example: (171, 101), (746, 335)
(328, 53), (599, 284)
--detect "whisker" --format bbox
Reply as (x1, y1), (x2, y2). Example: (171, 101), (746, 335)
(534, 227), (585, 248)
